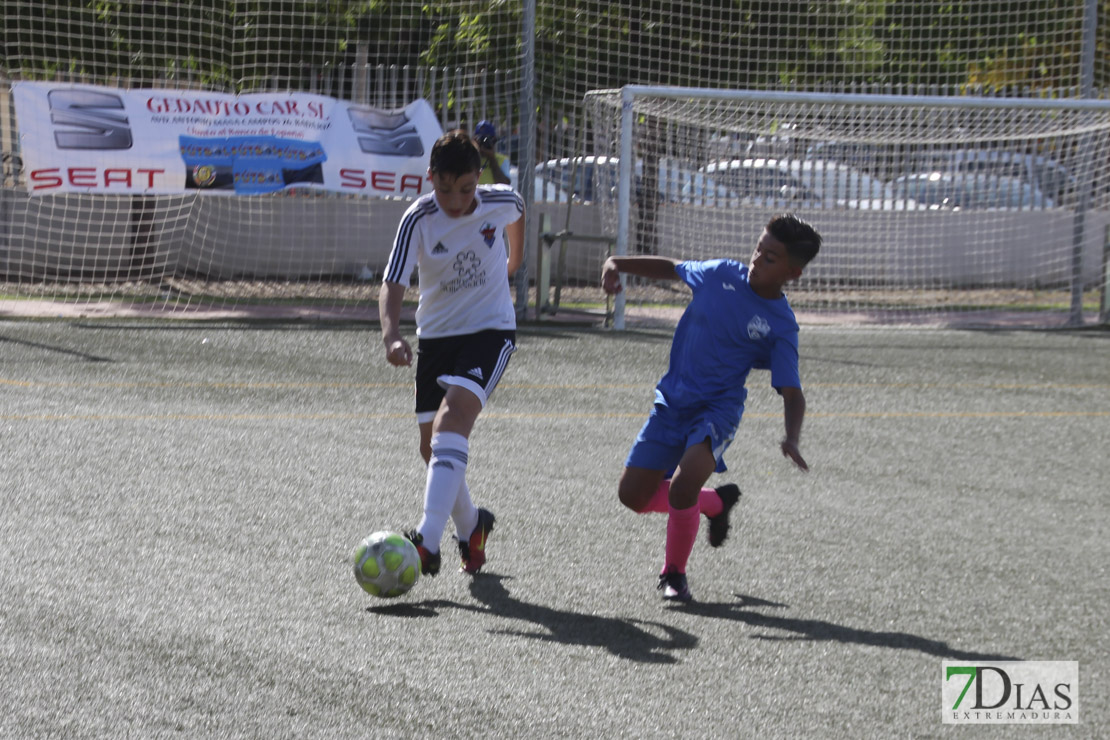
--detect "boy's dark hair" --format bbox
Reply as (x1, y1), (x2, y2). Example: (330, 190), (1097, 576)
(767, 213), (822, 267)
(429, 130), (482, 178)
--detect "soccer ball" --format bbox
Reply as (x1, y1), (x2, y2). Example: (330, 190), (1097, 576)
(353, 531), (421, 598)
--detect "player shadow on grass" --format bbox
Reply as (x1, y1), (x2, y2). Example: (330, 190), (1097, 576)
(365, 600), (479, 619)
(685, 594), (1020, 662)
(462, 574), (699, 664)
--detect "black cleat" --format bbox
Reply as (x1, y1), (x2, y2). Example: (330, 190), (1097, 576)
(657, 570), (693, 602)
(707, 483), (742, 548)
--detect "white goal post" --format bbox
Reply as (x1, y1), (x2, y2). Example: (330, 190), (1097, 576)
(586, 85), (1110, 329)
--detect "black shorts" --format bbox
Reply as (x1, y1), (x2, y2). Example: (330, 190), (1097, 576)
(414, 330), (516, 422)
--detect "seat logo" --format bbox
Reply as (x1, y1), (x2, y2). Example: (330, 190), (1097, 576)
(347, 106), (423, 157)
(47, 89), (132, 150)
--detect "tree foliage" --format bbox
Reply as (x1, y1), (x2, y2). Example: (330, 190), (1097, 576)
(1, 0), (1103, 95)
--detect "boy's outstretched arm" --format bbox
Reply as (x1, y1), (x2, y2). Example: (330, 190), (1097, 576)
(779, 386), (808, 471)
(601, 256), (681, 294)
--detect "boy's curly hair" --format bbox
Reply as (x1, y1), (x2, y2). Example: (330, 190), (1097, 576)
(767, 213), (822, 267)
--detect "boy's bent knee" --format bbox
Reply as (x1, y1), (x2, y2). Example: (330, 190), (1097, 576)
(617, 470), (661, 512)
(618, 485), (646, 512)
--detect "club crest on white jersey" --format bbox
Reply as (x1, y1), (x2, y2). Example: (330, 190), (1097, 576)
(480, 221), (497, 246)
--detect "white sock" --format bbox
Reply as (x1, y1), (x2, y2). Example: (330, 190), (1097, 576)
(452, 481), (479, 541)
(416, 432), (469, 554)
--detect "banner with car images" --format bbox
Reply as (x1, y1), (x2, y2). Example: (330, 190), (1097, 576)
(12, 82), (442, 196)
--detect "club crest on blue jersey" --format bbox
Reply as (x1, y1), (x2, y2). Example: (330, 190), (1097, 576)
(479, 221), (497, 247)
(747, 315), (771, 339)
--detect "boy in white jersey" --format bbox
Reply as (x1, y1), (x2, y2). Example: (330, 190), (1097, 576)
(380, 130), (525, 577)
(601, 213), (821, 602)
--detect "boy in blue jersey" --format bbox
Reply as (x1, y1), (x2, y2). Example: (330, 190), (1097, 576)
(380, 130), (525, 577)
(601, 213), (821, 602)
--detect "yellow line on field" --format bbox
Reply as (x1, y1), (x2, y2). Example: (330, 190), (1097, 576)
(806, 410), (1110, 419)
(0, 412), (414, 422)
(488, 410), (1110, 420)
(0, 379), (410, 389)
(853, 384), (1102, 391)
(3, 378), (1108, 391)
(0, 380), (648, 390)
(2, 410), (1106, 422)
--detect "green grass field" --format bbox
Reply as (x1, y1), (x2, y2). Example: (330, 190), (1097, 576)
(1, 320), (1106, 738)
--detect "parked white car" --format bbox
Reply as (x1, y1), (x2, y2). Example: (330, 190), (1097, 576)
(532, 156), (701, 205)
(688, 158), (822, 208)
(533, 156), (621, 203)
(805, 143), (1078, 204)
(686, 158), (916, 210)
(509, 165), (570, 203)
(887, 172), (1054, 210)
(909, 149), (1075, 204)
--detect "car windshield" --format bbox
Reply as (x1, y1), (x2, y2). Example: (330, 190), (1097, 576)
(800, 161), (890, 201)
(911, 149), (1074, 202)
(708, 161), (818, 201)
(535, 157), (706, 204)
(891, 174), (1047, 209)
(536, 160), (619, 202)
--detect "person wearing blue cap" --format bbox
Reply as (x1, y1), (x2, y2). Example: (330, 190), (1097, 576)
(474, 120), (512, 185)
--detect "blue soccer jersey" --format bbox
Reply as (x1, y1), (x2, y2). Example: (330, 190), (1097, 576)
(656, 259), (801, 416)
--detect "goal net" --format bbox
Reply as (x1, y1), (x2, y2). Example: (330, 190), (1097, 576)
(0, 1), (528, 318)
(584, 86), (1110, 328)
(3, 1), (1110, 323)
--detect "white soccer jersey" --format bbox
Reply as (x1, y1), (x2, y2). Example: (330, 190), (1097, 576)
(384, 184), (524, 338)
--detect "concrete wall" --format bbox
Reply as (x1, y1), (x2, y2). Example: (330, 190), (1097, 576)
(0, 191), (1105, 289)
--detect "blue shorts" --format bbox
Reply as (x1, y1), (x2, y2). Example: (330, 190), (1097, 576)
(624, 403), (740, 475)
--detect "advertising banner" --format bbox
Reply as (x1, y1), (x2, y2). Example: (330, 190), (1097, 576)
(12, 82), (442, 197)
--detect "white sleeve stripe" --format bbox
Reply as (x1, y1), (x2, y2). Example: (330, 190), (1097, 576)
(385, 205), (431, 284)
(487, 194), (524, 204)
(481, 192), (525, 212)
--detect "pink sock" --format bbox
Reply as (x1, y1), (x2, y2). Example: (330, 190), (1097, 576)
(640, 480), (723, 517)
(699, 487), (723, 518)
(640, 481), (671, 513)
(663, 504), (700, 574)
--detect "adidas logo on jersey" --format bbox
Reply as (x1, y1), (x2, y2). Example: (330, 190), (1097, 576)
(467, 367), (484, 380)
(432, 242), (447, 254)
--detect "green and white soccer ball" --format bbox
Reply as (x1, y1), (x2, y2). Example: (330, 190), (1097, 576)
(353, 531), (421, 598)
